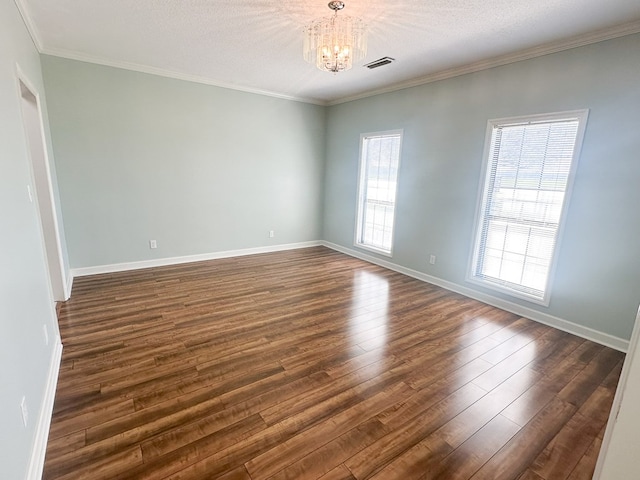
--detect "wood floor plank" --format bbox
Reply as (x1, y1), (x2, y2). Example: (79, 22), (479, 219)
(318, 464), (357, 480)
(245, 381), (415, 480)
(529, 411), (599, 479)
(266, 418), (389, 480)
(566, 426), (605, 480)
(469, 397), (577, 480)
(517, 471), (546, 480)
(215, 466), (253, 480)
(48, 397), (135, 440)
(43, 247), (624, 480)
(530, 383), (618, 479)
(121, 413), (268, 480)
(421, 414), (521, 480)
(44, 445), (143, 480)
(434, 366), (541, 451)
(350, 363), (526, 478)
(380, 357), (494, 428)
(259, 357), (406, 427)
(344, 382), (488, 479)
(557, 347), (623, 407)
(43, 430), (86, 460)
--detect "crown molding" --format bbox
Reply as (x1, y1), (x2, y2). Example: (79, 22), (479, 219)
(13, 0), (43, 51)
(39, 47), (328, 106)
(14, 0), (640, 108)
(328, 20), (640, 106)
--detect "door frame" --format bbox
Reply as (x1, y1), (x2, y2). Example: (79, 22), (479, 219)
(16, 65), (69, 301)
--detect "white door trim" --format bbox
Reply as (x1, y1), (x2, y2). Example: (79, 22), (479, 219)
(16, 64), (68, 301)
(592, 305), (640, 478)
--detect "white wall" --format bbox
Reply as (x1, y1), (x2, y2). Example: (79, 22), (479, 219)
(323, 33), (640, 343)
(41, 56), (326, 270)
(4, 11), (639, 476)
(0, 1), (66, 478)
(40, 34), (640, 345)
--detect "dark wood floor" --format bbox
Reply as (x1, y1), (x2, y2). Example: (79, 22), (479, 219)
(43, 246), (623, 480)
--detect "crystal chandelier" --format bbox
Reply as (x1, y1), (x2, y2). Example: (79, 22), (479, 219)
(303, 1), (367, 73)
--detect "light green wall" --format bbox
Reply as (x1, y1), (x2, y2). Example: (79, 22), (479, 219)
(42, 56), (326, 268)
(323, 34), (640, 340)
(1, 6), (636, 474)
(2, 9), (639, 476)
(0, 1), (65, 478)
(42, 35), (640, 340)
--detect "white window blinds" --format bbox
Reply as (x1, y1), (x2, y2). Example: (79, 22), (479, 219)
(355, 131), (402, 254)
(470, 112), (587, 304)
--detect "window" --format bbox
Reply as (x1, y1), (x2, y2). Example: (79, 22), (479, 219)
(355, 131), (403, 255)
(469, 111), (588, 305)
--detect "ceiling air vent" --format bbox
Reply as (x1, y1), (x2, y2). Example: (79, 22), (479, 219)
(364, 57), (395, 69)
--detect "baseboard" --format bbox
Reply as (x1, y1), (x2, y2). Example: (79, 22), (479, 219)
(71, 241), (322, 278)
(26, 339), (63, 480)
(66, 239), (628, 351)
(64, 273), (73, 300)
(322, 241), (629, 353)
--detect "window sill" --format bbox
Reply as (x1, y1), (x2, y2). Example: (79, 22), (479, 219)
(354, 242), (393, 258)
(465, 275), (550, 307)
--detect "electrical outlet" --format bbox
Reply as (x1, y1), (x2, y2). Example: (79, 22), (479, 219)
(149, 240), (157, 249)
(26, 185), (33, 203)
(20, 396), (28, 427)
(43, 324), (49, 346)
(429, 255), (436, 265)
(269, 230), (275, 238)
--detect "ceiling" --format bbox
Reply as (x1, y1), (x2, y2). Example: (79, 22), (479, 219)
(16, 0), (640, 104)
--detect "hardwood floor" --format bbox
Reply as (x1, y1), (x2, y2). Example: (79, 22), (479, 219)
(43, 246), (623, 480)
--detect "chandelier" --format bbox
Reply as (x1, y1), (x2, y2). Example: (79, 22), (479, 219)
(303, 1), (367, 73)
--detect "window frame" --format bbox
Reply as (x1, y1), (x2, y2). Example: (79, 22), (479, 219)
(467, 110), (589, 306)
(354, 129), (404, 257)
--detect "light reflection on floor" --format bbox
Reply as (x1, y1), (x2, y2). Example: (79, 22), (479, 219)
(348, 270), (390, 353)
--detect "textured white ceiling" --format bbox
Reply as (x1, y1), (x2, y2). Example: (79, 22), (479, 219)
(17, 0), (640, 104)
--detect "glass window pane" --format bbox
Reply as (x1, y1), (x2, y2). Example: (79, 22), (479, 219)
(356, 132), (402, 254)
(471, 113), (584, 302)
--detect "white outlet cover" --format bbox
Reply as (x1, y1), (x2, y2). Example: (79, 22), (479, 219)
(43, 324), (49, 345)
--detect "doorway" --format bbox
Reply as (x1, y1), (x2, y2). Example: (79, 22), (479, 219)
(18, 75), (67, 302)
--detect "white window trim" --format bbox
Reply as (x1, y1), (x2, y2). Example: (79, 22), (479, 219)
(354, 129), (404, 257)
(466, 109), (589, 306)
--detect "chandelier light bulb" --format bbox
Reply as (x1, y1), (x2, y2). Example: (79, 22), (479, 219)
(303, 2), (367, 73)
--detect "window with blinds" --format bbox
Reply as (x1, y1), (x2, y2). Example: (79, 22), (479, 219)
(355, 131), (403, 255)
(469, 111), (588, 305)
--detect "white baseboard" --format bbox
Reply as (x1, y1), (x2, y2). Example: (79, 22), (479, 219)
(66, 239), (628, 352)
(322, 241), (629, 353)
(26, 339), (63, 480)
(64, 273), (73, 300)
(71, 241), (322, 278)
